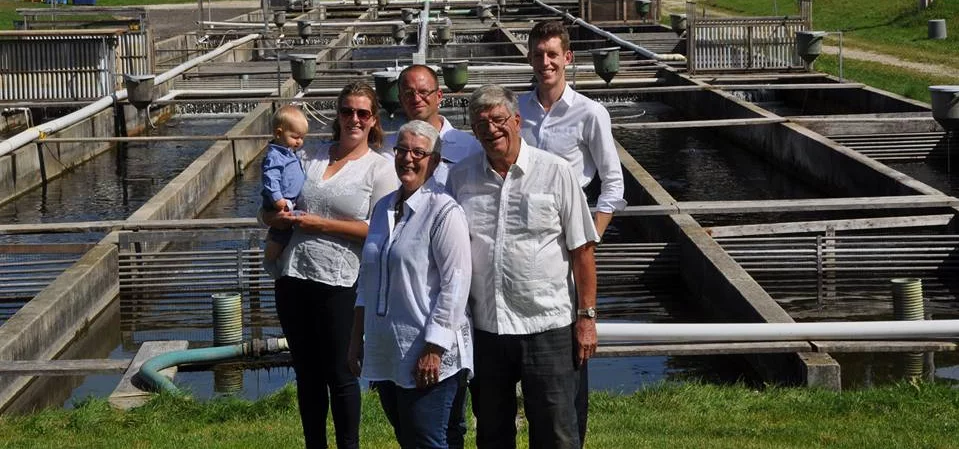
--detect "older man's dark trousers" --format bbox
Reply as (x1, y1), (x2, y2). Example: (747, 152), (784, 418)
(471, 325), (581, 449)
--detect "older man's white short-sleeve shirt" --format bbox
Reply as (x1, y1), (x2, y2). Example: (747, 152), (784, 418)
(447, 141), (600, 335)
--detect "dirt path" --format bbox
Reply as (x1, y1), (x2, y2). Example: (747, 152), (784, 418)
(658, 0), (955, 78)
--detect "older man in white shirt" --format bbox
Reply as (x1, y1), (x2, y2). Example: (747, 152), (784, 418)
(447, 84), (599, 449)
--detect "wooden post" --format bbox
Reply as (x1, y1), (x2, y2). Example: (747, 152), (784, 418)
(686, 1), (696, 74)
(824, 226), (836, 302)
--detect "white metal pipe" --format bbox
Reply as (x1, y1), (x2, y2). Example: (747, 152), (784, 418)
(163, 89), (278, 97)
(0, 33), (261, 158)
(202, 18), (448, 29)
(532, 0), (686, 62)
(597, 320), (959, 344)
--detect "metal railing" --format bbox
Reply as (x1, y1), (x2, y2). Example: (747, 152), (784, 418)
(686, 0), (810, 73)
(831, 132), (958, 162)
(717, 234), (959, 316)
(115, 228), (680, 297)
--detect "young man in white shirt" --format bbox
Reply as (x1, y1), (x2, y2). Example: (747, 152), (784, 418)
(518, 20), (627, 447)
(448, 84), (600, 449)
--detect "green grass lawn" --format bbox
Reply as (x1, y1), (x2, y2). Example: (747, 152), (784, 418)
(813, 53), (957, 104)
(2, 382), (959, 449)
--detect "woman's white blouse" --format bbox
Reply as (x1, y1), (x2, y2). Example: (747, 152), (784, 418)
(277, 142), (397, 286)
(356, 179), (473, 388)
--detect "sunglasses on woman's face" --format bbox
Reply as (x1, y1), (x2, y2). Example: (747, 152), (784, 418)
(338, 107), (374, 121)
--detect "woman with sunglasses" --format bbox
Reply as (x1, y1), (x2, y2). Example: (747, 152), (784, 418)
(265, 81), (397, 449)
(348, 120), (472, 449)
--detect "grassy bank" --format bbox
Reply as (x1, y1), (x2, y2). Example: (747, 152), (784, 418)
(693, 1), (959, 103)
(2, 382), (958, 448)
(712, 0), (959, 67)
(812, 54), (957, 104)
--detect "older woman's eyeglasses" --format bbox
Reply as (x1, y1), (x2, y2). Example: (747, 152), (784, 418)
(338, 107), (374, 121)
(393, 146), (434, 160)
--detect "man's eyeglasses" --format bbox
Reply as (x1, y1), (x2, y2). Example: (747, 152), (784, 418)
(338, 107), (374, 121)
(472, 114), (513, 129)
(400, 87), (440, 100)
(393, 146), (435, 160)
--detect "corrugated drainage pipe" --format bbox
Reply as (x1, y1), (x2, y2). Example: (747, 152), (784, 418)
(212, 292), (243, 346)
(532, 0), (686, 62)
(139, 337), (289, 394)
(891, 278), (925, 379)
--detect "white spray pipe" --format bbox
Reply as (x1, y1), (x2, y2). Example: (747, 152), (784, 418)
(202, 18), (448, 29)
(0, 33), (261, 158)
(532, 0), (686, 62)
(162, 88), (278, 97)
(597, 320), (959, 344)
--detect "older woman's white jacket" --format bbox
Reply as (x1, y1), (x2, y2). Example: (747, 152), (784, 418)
(356, 178), (473, 388)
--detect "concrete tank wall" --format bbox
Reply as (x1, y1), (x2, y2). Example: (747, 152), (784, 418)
(778, 84), (930, 115)
(1, 109), (29, 137)
(617, 141), (841, 389)
(0, 108), (114, 207)
(657, 70), (940, 197)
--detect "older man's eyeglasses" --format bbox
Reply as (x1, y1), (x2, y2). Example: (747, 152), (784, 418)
(400, 87), (440, 100)
(393, 146), (435, 160)
(473, 114), (513, 129)
(338, 107), (374, 121)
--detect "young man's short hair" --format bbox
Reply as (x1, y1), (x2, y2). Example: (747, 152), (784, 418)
(528, 20), (570, 52)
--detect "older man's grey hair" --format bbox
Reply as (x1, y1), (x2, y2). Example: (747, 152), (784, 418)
(396, 119), (443, 157)
(468, 84), (519, 119)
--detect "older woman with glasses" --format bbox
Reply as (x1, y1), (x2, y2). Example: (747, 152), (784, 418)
(265, 81), (397, 449)
(348, 120), (473, 449)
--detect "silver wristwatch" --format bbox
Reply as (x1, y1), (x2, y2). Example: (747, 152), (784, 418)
(577, 307), (597, 319)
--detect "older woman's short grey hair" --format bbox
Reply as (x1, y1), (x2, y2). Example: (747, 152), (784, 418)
(468, 84), (519, 119)
(396, 119), (442, 157)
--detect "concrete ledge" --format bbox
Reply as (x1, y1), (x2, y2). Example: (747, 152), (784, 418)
(109, 340), (188, 410)
(0, 242), (118, 413)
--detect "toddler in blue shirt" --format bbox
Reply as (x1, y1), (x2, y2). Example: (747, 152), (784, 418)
(262, 105), (308, 266)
